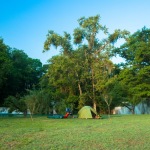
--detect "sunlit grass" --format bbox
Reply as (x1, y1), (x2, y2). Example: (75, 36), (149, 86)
(0, 115), (150, 150)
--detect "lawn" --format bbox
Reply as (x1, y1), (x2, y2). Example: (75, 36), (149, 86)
(0, 115), (150, 150)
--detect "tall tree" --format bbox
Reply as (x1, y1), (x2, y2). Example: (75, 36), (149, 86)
(73, 15), (129, 110)
(43, 15), (129, 112)
(115, 27), (150, 113)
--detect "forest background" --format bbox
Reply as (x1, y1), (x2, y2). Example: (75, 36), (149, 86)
(1, 15), (150, 116)
(0, 0), (150, 115)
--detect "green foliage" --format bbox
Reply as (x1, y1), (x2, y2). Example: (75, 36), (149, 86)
(43, 30), (72, 55)
(73, 28), (85, 44)
(114, 27), (150, 113)
(24, 90), (51, 115)
(109, 29), (130, 44)
(10, 50), (43, 91)
(40, 55), (79, 113)
(115, 27), (150, 66)
(77, 15), (108, 34)
(4, 96), (27, 115)
(0, 39), (44, 106)
(0, 39), (13, 105)
(100, 26), (150, 114)
(43, 15), (130, 113)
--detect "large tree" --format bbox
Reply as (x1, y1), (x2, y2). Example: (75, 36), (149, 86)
(43, 15), (129, 112)
(115, 27), (150, 113)
(73, 15), (128, 110)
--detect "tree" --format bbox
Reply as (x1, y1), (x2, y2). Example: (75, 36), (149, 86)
(114, 27), (150, 113)
(43, 15), (129, 112)
(9, 49), (43, 92)
(114, 27), (150, 67)
(73, 15), (129, 111)
(0, 38), (44, 106)
(23, 89), (52, 115)
(40, 55), (79, 112)
(0, 39), (13, 105)
(4, 95), (27, 117)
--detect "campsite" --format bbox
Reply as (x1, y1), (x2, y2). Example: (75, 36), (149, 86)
(0, 115), (150, 150)
(1, 1), (150, 150)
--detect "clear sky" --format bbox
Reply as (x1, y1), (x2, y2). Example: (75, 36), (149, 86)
(0, 0), (150, 64)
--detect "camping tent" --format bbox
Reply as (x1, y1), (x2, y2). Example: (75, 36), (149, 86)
(78, 106), (97, 119)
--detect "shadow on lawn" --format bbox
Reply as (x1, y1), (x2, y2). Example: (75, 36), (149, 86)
(101, 114), (122, 119)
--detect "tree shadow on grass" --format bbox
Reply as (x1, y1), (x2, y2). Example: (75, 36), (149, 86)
(101, 114), (122, 119)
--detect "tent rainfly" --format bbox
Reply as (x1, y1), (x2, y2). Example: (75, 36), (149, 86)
(78, 106), (97, 119)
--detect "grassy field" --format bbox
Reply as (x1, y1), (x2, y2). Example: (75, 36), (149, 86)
(0, 115), (150, 150)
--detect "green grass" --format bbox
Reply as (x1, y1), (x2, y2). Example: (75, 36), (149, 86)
(0, 115), (150, 150)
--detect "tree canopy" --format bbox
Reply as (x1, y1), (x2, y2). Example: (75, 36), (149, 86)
(114, 27), (150, 113)
(42, 15), (129, 113)
(0, 38), (44, 106)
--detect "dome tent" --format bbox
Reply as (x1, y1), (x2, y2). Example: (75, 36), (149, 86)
(78, 106), (97, 119)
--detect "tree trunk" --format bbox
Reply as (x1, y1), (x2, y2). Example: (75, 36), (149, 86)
(107, 105), (111, 118)
(104, 95), (112, 118)
(23, 110), (27, 117)
(93, 101), (97, 112)
(78, 82), (82, 96)
(124, 104), (135, 114)
(78, 82), (84, 108)
(131, 105), (135, 114)
(91, 67), (97, 111)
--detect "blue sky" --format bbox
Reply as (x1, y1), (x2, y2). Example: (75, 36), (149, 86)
(0, 0), (150, 64)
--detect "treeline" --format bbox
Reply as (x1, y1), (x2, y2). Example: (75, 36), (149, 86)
(1, 15), (150, 115)
(0, 39), (47, 114)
